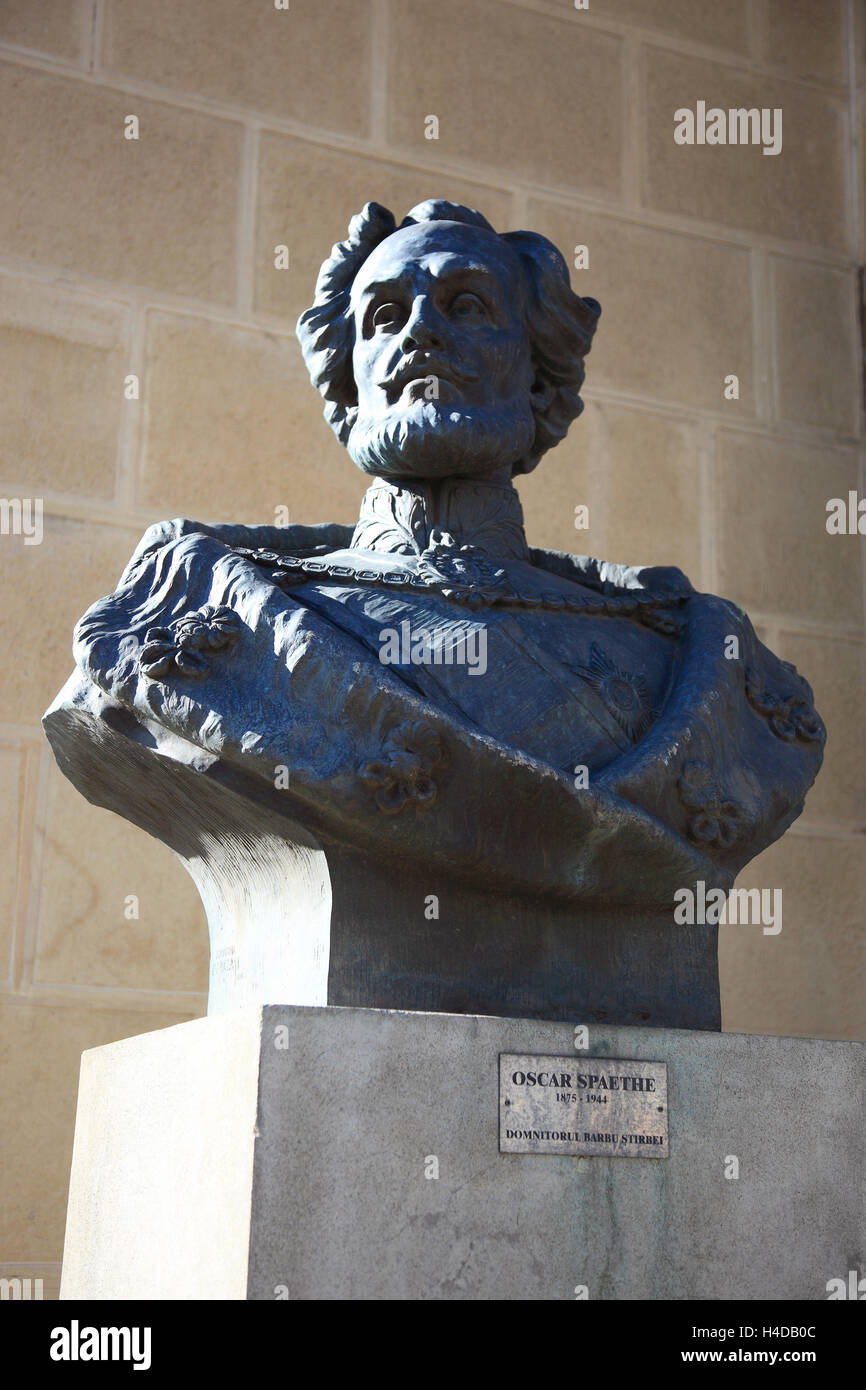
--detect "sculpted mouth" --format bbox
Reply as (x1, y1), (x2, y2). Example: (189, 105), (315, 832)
(381, 355), (479, 398)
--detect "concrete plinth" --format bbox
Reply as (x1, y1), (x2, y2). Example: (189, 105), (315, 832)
(60, 1006), (864, 1301)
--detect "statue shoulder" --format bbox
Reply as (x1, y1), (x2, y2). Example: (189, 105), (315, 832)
(529, 545), (693, 600)
(122, 516), (354, 581)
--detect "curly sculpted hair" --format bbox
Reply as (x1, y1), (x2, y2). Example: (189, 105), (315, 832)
(296, 199), (601, 476)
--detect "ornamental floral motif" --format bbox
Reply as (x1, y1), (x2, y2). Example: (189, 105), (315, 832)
(359, 721), (443, 815)
(417, 531), (512, 609)
(139, 605), (242, 682)
(678, 761), (744, 848)
(745, 668), (824, 744)
(577, 642), (656, 742)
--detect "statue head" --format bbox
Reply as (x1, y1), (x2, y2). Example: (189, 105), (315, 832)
(297, 200), (601, 480)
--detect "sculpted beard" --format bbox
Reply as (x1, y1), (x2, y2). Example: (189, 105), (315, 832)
(347, 397), (536, 479)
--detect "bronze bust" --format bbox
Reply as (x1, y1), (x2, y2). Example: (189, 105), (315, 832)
(44, 200), (825, 1029)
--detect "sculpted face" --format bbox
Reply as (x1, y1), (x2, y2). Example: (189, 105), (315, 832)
(347, 220), (537, 479)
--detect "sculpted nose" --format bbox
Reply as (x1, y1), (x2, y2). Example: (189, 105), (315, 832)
(401, 296), (445, 353)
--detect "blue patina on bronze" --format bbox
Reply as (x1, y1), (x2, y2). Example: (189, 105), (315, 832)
(43, 201), (825, 1028)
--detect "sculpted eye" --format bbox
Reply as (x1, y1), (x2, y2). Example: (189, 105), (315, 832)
(372, 301), (405, 330)
(449, 292), (487, 321)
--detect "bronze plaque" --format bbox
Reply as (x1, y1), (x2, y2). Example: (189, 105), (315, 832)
(499, 1054), (668, 1158)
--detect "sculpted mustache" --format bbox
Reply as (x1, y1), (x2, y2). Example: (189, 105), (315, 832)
(379, 356), (480, 389)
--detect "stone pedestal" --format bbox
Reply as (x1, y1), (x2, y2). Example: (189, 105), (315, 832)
(60, 1006), (864, 1301)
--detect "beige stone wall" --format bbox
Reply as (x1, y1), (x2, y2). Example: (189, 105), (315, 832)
(1, 0), (864, 1287)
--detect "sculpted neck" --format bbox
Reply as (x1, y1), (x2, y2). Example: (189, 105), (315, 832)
(350, 472), (529, 560)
